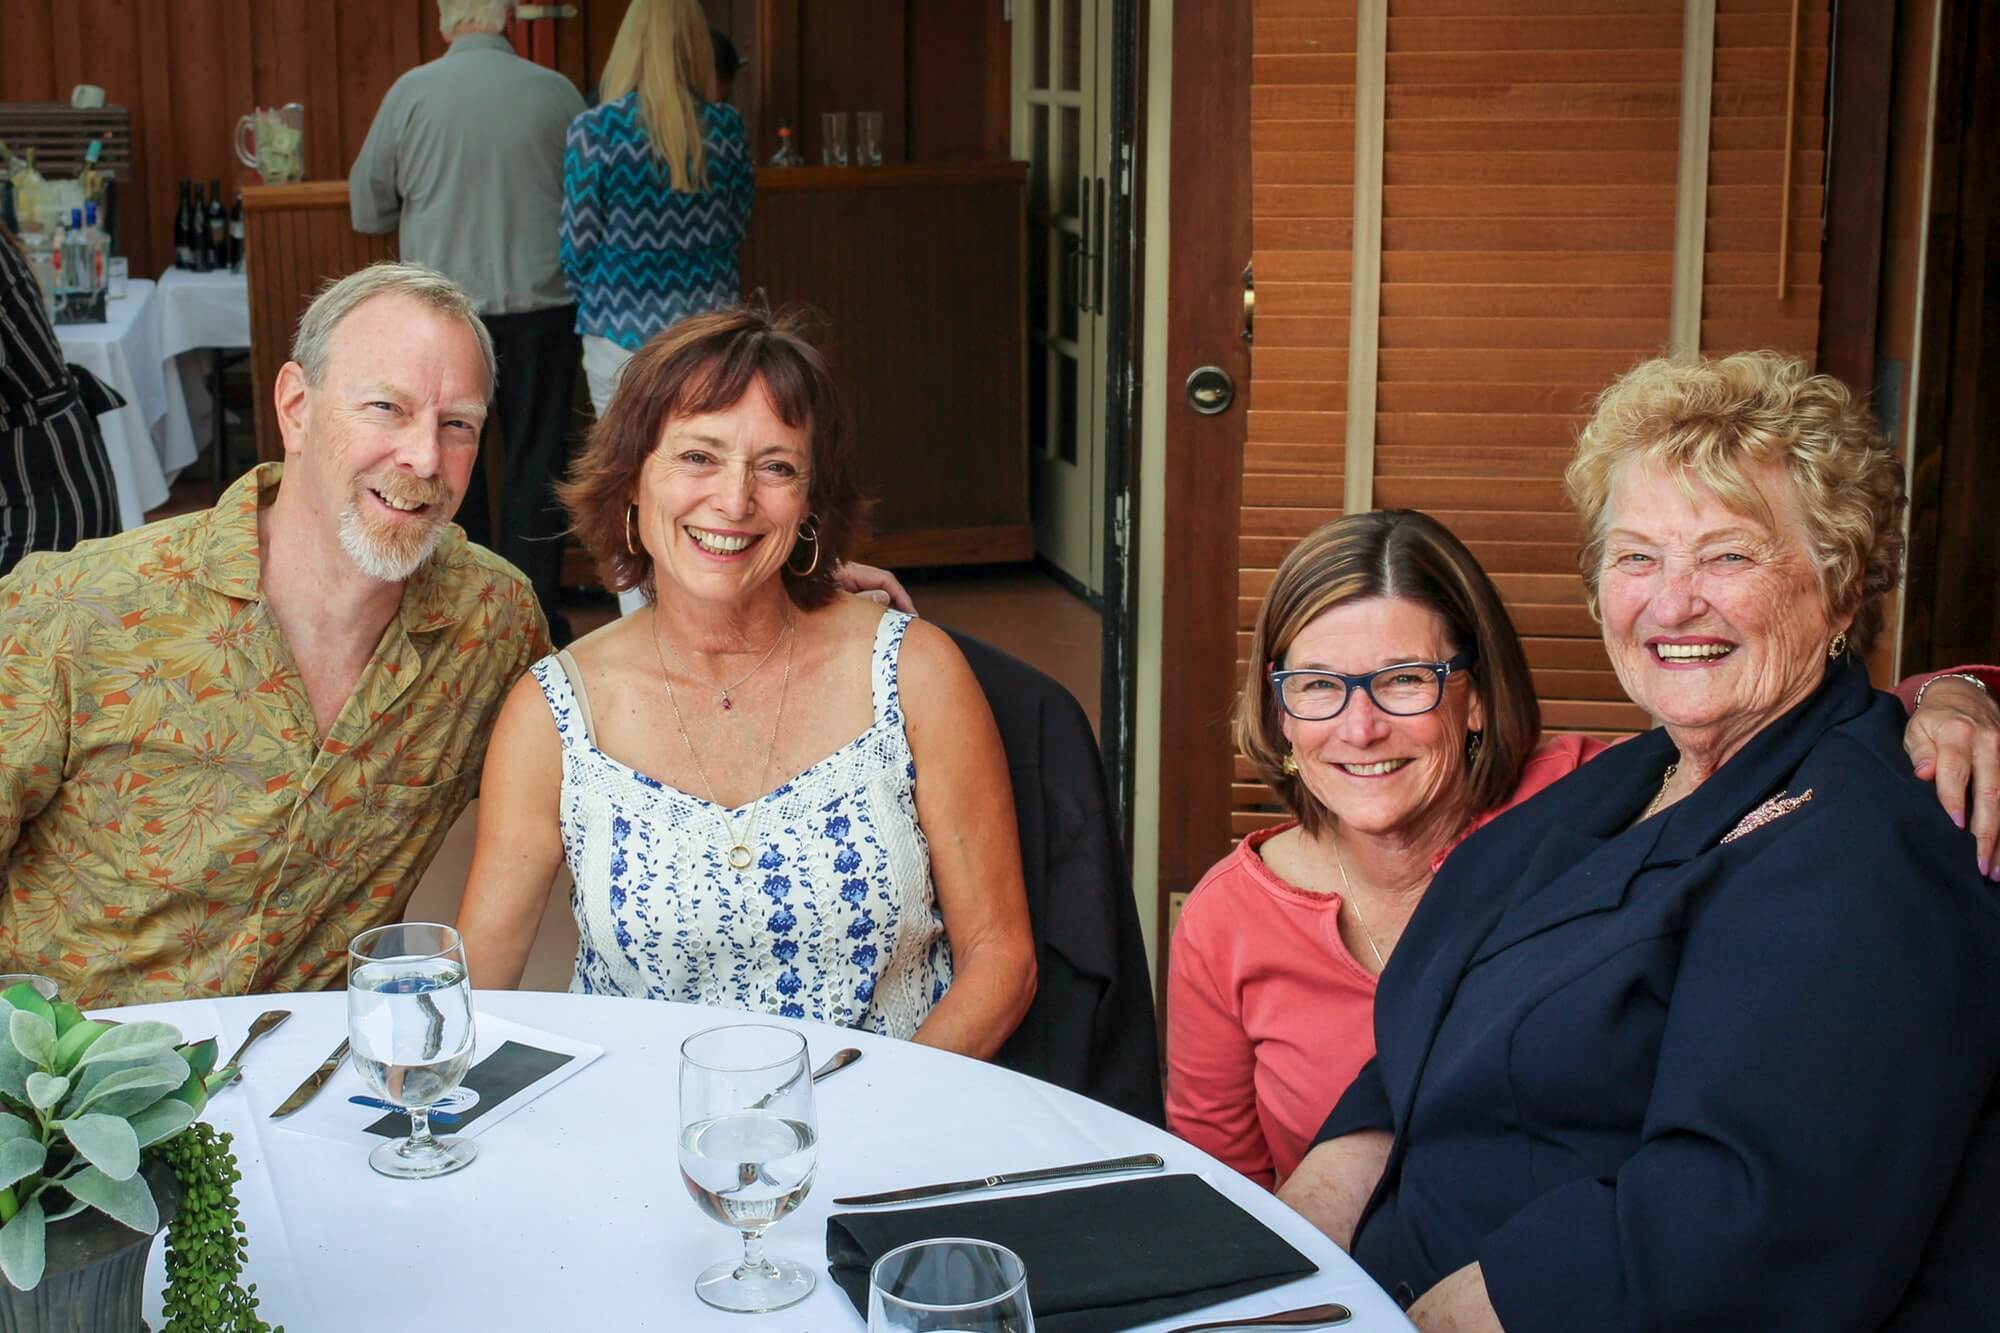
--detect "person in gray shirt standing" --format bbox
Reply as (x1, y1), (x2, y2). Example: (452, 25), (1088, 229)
(350, 0), (586, 643)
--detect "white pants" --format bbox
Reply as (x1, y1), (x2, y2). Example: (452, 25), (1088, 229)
(582, 336), (649, 618)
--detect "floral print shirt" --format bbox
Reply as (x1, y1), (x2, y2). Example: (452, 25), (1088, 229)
(0, 463), (548, 1005)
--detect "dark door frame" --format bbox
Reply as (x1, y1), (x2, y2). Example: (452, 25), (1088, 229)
(1902, 0), (2000, 670)
(1144, 0), (1252, 986)
(1098, 0), (1144, 840)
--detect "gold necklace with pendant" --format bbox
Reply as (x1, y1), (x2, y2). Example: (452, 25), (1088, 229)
(654, 612), (795, 869)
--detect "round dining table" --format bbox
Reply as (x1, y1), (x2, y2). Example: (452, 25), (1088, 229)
(103, 991), (1415, 1332)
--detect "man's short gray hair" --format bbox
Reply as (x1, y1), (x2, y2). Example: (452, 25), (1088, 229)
(291, 262), (496, 400)
(437, 0), (513, 35)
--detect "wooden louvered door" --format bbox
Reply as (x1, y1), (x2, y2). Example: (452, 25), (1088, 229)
(1162, 0), (1835, 941)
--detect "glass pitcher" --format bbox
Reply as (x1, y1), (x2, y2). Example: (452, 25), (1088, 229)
(234, 103), (305, 184)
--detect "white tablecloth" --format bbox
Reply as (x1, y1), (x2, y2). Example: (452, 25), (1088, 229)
(104, 992), (1413, 1333)
(157, 267), (253, 488)
(53, 279), (199, 530)
(156, 266), (251, 358)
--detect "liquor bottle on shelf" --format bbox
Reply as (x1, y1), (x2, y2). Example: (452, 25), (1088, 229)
(229, 192), (245, 273)
(206, 177), (227, 268)
(175, 180), (196, 269)
(82, 202), (105, 292)
(768, 117), (803, 167)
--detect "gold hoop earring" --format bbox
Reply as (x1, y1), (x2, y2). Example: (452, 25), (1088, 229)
(625, 505), (639, 557)
(1828, 631), (1849, 659)
(1281, 751), (1299, 776)
(786, 515), (821, 578)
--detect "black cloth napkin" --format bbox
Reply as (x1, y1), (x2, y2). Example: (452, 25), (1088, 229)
(826, 1173), (1318, 1332)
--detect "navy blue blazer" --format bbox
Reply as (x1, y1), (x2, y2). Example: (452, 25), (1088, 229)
(1319, 656), (2000, 1330)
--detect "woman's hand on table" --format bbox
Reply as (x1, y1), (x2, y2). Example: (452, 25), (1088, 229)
(1903, 674), (2000, 877)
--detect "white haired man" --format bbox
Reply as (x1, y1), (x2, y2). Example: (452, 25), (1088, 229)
(0, 264), (549, 1006)
(349, 0), (587, 642)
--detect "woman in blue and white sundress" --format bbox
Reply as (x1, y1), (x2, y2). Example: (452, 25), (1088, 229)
(457, 307), (1037, 1056)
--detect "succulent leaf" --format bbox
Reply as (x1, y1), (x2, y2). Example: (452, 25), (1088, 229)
(0, 1194), (46, 1293)
(60, 1113), (141, 1180)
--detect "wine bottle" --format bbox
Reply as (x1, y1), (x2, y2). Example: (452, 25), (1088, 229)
(207, 177), (227, 268)
(229, 192), (245, 273)
(191, 181), (211, 271)
(174, 181), (195, 270)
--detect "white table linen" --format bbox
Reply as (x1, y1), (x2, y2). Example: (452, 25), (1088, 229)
(104, 991), (1414, 1333)
(54, 279), (199, 530)
(155, 267), (252, 357)
(157, 267), (253, 487)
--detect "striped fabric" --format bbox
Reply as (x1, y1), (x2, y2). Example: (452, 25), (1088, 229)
(0, 238), (117, 575)
(559, 94), (755, 351)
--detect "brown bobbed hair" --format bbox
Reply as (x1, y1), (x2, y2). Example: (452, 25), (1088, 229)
(558, 305), (863, 610)
(1236, 510), (1541, 839)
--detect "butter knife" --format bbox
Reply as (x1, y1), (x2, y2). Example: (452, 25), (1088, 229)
(269, 1038), (349, 1119)
(832, 1152), (1165, 1206)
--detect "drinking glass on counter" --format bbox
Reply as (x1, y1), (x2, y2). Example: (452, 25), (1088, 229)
(678, 1023), (821, 1312)
(856, 111), (885, 167)
(821, 111), (850, 167)
(347, 921), (478, 1179)
(869, 1239), (1036, 1332)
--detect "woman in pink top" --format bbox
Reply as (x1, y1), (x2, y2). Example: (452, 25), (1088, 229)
(1166, 509), (1999, 1189)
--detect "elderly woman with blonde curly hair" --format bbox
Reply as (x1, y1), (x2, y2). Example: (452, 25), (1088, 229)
(1278, 352), (2000, 1331)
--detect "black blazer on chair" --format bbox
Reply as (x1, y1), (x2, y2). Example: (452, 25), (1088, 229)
(1320, 656), (2000, 1330)
(944, 629), (1165, 1126)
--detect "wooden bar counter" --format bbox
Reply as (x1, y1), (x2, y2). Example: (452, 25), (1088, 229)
(242, 162), (1029, 570)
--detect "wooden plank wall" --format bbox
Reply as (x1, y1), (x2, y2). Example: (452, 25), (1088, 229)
(1233, 0), (1832, 840)
(1, 0), (460, 279)
(1239, 0), (1358, 839)
(1701, 0), (1827, 358)
(2, 1), (1007, 282)
(240, 183), (398, 463)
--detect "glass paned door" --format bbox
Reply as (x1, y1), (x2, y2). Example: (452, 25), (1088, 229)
(1016, 0), (1110, 594)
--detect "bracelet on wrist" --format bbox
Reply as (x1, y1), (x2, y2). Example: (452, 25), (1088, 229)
(1913, 671), (1994, 712)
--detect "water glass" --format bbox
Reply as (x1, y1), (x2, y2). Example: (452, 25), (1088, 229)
(869, 1239), (1035, 1332)
(822, 111), (850, 167)
(679, 1024), (820, 1312)
(856, 111), (885, 167)
(0, 973), (59, 1001)
(347, 922), (477, 1180)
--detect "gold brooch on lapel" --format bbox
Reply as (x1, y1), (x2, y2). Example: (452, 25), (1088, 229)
(1720, 790), (1815, 844)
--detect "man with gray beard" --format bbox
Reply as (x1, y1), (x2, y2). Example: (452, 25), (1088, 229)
(0, 264), (548, 1005)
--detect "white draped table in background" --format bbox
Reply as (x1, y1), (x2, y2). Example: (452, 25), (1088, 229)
(53, 279), (199, 530)
(105, 991), (1414, 1333)
(155, 267), (253, 496)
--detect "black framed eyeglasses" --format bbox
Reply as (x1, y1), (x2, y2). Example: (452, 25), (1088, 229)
(1268, 647), (1478, 722)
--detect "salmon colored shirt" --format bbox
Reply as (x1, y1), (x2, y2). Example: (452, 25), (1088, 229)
(1165, 734), (1605, 1188)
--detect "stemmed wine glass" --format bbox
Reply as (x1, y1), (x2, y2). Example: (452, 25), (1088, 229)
(677, 1023), (820, 1312)
(347, 922), (478, 1180)
(868, 1238), (1036, 1332)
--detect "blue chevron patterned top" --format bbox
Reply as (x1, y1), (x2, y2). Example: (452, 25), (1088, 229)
(560, 94), (754, 350)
